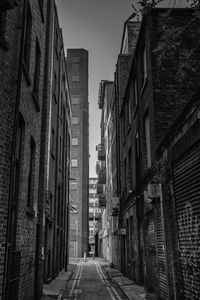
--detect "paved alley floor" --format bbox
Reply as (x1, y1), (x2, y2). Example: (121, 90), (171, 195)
(61, 258), (127, 300)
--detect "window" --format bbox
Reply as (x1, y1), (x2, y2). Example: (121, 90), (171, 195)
(134, 78), (138, 106)
(70, 204), (77, 213)
(128, 97), (131, 125)
(47, 192), (53, 219)
(27, 137), (36, 209)
(55, 29), (58, 57)
(72, 96), (80, 105)
(72, 56), (80, 63)
(0, 11), (6, 39)
(11, 115), (25, 245)
(51, 127), (55, 158)
(124, 158), (127, 193)
(53, 72), (57, 101)
(144, 112), (151, 168)
(38, 0), (44, 22)
(57, 185), (61, 224)
(135, 132), (139, 160)
(72, 75), (79, 82)
(38, 0), (44, 7)
(70, 182), (77, 190)
(72, 117), (79, 124)
(32, 39), (41, 110)
(141, 46), (147, 87)
(72, 138), (78, 146)
(59, 136), (62, 166)
(60, 95), (63, 118)
(129, 78), (138, 118)
(128, 148), (132, 192)
(24, 2), (32, 72)
(71, 159), (78, 167)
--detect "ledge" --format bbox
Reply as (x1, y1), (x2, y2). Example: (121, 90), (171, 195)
(23, 62), (31, 86)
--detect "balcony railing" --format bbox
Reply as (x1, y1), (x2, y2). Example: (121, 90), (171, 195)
(96, 161), (106, 184)
(98, 194), (106, 207)
(96, 144), (106, 161)
(98, 169), (106, 184)
(96, 184), (104, 195)
(98, 81), (105, 109)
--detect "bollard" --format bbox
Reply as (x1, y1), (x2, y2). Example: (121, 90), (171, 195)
(84, 251), (87, 262)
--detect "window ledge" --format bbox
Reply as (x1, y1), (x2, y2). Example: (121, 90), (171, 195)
(51, 151), (55, 160)
(23, 62), (31, 86)
(26, 206), (35, 218)
(140, 77), (147, 96)
(0, 37), (9, 51)
(32, 91), (40, 112)
(55, 46), (59, 60)
(132, 105), (137, 120)
(53, 93), (57, 104)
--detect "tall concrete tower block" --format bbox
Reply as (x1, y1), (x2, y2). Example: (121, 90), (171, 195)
(67, 49), (89, 258)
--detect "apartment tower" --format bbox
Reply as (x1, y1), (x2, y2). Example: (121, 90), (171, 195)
(67, 49), (89, 258)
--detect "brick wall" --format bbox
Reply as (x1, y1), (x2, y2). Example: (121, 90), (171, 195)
(0, 6), (20, 299)
(67, 49), (89, 257)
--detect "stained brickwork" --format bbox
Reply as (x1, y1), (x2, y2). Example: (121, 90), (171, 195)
(67, 49), (89, 258)
(111, 7), (200, 300)
(0, 6), (19, 299)
(0, 1), (71, 299)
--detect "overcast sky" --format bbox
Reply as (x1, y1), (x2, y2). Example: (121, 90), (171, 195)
(55, 0), (135, 177)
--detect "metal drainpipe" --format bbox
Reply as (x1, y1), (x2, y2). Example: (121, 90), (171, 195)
(38, 0), (52, 285)
(2, 0), (27, 299)
(114, 64), (123, 271)
(136, 73), (144, 284)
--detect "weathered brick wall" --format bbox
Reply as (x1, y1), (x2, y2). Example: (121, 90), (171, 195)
(1, 1), (71, 299)
(0, 6), (20, 299)
(17, 1), (48, 299)
(67, 49), (89, 257)
(150, 9), (200, 150)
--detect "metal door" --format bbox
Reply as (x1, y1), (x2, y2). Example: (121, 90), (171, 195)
(172, 141), (200, 299)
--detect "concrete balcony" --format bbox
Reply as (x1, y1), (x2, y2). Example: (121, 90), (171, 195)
(96, 184), (104, 195)
(96, 144), (106, 161)
(96, 161), (106, 184)
(98, 194), (106, 207)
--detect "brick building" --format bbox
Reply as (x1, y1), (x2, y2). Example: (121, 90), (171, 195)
(41, 3), (72, 285)
(88, 178), (101, 256)
(0, 1), (71, 299)
(96, 80), (113, 262)
(98, 7), (200, 300)
(66, 49), (89, 258)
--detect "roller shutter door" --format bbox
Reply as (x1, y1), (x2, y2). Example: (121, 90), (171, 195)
(172, 141), (200, 300)
(155, 199), (168, 299)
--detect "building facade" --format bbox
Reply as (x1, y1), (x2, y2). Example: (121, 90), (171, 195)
(98, 7), (200, 300)
(0, 1), (71, 299)
(96, 80), (113, 262)
(88, 178), (101, 256)
(67, 49), (89, 258)
(41, 3), (72, 285)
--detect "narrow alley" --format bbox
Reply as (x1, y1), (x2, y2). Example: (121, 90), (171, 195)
(1, 1), (200, 300)
(41, 257), (146, 300)
(61, 259), (126, 300)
